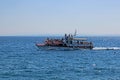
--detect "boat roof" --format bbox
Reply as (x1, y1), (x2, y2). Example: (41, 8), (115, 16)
(73, 38), (87, 41)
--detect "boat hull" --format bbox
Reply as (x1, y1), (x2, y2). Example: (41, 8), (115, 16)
(36, 44), (93, 50)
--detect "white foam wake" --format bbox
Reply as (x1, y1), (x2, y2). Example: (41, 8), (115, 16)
(93, 47), (120, 50)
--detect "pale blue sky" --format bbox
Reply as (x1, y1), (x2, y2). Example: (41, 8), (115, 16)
(0, 0), (120, 36)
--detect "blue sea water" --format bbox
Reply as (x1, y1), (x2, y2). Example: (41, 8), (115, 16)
(0, 36), (120, 80)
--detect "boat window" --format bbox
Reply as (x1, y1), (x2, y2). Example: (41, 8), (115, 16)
(80, 42), (83, 44)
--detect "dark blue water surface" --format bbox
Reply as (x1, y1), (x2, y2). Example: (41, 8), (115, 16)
(0, 36), (120, 80)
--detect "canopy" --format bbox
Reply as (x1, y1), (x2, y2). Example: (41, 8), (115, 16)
(73, 38), (87, 41)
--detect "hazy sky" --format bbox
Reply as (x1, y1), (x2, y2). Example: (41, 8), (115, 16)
(0, 0), (120, 36)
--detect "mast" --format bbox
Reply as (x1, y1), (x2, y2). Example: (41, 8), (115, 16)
(74, 29), (77, 37)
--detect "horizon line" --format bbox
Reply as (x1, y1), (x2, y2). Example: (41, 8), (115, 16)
(0, 34), (120, 37)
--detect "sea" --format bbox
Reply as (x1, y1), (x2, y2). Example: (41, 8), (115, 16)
(0, 36), (120, 80)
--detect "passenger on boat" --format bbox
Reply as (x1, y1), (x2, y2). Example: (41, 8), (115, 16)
(65, 34), (68, 43)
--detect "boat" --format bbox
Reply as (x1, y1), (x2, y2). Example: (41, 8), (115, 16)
(36, 32), (94, 50)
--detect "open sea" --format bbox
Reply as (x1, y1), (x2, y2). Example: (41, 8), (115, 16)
(0, 36), (120, 80)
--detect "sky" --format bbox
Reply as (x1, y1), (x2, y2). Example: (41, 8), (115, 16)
(0, 0), (120, 36)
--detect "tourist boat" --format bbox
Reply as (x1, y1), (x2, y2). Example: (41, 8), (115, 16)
(36, 33), (94, 50)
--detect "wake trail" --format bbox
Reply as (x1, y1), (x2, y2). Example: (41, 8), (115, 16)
(93, 47), (120, 50)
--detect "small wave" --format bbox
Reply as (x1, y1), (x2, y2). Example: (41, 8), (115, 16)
(93, 47), (120, 50)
